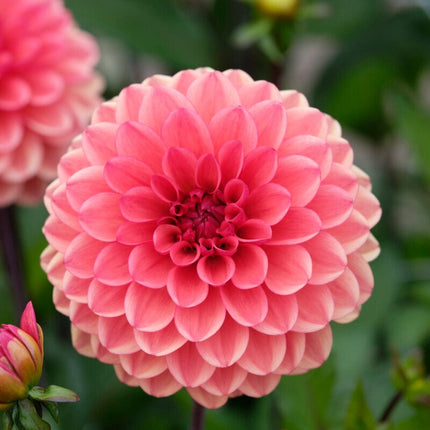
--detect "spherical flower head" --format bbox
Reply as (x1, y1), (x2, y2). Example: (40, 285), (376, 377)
(0, 303), (44, 411)
(0, 0), (103, 206)
(41, 68), (382, 409)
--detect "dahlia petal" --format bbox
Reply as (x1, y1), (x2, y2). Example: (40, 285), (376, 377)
(166, 342), (215, 387)
(25, 70), (64, 106)
(294, 325), (332, 372)
(195, 153), (221, 192)
(249, 101), (287, 149)
(323, 162), (359, 198)
(139, 370), (182, 397)
(280, 90), (309, 109)
(150, 174), (179, 202)
(196, 315), (249, 367)
(354, 186), (382, 228)
(120, 351), (167, 379)
(187, 387), (228, 409)
(238, 81), (282, 107)
(43, 216), (78, 253)
(224, 69), (254, 88)
(81, 122), (118, 165)
(358, 234), (381, 262)
(274, 155), (321, 207)
(135, 321), (187, 356)
(153, 224), (182, 254)
(254, 290), (298, 335)
(79, 192), (123, 242)
(237, 330), (286, 375)
(69, 302), (98, 334)
(209, 106), (257, 153)
(202, 365), (247, 396)
(167, 265), (209, 308)
(115, 121), (165, 172)
(348, 253), (374, 305)
(64, 232), (105, 278)
(94, 243), (132, 286)
(24, 103), (73, 136)
(274, 331), (306, 374)
(62, 271), (90, 303)
(90, 337), (120, 364)
(328, 136), (353, 166)
(98, 315), (140, 354)
(114, 364), (140, 387)
(327, 209), (369, 254)
(51, 183), (82, 231)
(307, 184), (353, 229)
(186, 71), (240, 123)
(88, 279), (127, 317)
(171, 69), (201, 93)
(139, 86), (194, 133)
(125, 282), (175, 331)
(264, 245), (312, 294)
(0, 76), (31, 110)
(104, 156), (153, 193)
(235, 219), (272, 243)
(161, 108), (213, 156)
(92, 101), (116, 123)
(220, 284), (268, 326)
(170, 241), (200, 266)
(270, 207), (321, 245)
(197, 254), (235, 286)
(57, 147), (89, 183)
(283, 107), (328, 139)
(66, 166), (111, 211)
(293, 285), (335, 332)
(175, 288), (226, 341)
(238, 373), (281, 397)
(240, 146), (278, 189)
(53, 288), (70, 316)
(278, 135), (332, 179)
(120, 186), (169, 222)
(224, 179), (249, 206)
(244, 183), (291, 225)
(162, 147), (197, 193)
(329, 268), (360, 321)
(116, 221), (156, 245)
(115, 84), (149, 122)
(232, 244), (268, 289)
(304, 232), (347, 285)
(0, 112), (23, 153)
(71, 325), (95, 358)
(218, 140), (244, 185)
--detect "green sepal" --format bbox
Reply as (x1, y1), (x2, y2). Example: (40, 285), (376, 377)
(17, 399), (50, 430)
(29, 385), (79, 403)
(41, 401), (59, 423)
(2, 408), (14, 430)
(344, 381), (377, 430)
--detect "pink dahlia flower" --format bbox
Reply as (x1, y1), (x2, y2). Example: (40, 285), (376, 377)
(41, 68), (381, 409)
(0, 0), (103, 206)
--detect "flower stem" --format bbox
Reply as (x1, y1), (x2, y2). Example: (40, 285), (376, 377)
(0, 205), (28, 320)
(379, 391), (403, 423)
(189, 400), (205, 430)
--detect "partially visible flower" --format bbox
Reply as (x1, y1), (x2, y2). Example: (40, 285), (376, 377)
(0, 303), (43, 411)
(0, 0), (103, 206)
(256, 0), (300, 18)
(41, 68), (381, 409)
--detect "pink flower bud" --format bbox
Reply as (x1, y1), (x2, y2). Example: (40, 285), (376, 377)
(0, 303), (43, 411)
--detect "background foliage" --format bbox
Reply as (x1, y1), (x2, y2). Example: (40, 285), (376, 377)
(1, 0), (430, 428)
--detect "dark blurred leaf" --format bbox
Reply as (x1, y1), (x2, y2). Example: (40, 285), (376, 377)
(40, 402), (59, 424)
(391, 409), (430, 429)
(65, 0), (217, 68)
(17, 399), (50, 430)
(344, 381), (377, 430)
(1, 409), (13, 430)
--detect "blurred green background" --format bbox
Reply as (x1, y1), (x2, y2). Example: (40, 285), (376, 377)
(1, 0), (430, 428)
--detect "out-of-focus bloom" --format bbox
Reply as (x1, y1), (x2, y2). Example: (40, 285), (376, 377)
(0, 303), (43, 410)
(41, 68), (381, 408)
(256, 0), (300, 18)
(0, 0), (103, 206)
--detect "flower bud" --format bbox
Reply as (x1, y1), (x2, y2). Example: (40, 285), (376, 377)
(257, 0), (300, 19)
(0, 303), (43, 411)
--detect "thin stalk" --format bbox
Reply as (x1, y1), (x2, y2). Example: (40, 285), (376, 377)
(0, 205), (28, 320)
(379, 391), (403, 423)
(189, 400), (205, 430)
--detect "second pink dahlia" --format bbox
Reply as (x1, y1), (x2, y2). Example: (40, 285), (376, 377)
(0, 0), (103, 205)
(41, 68), (381, 409)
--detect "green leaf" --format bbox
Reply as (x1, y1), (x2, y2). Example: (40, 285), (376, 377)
(344, 381), (377, 430)
(232, 19), (273, 48)
(391, 409), (430, 429)
(65, 0), (217, 68)
(29, 386), (79, 403)
(2, 409), (14, 430)
(40, 402), (59, 424)
(17, 399), (50, 430)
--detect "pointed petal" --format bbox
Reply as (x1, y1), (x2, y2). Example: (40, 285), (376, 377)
(175, 288), (226, 341)
(232, 244), (268, 289)
(237, 329), (286, 375)
(218, 140), (244, 185)
(115, 84), (149, 122)
(202, 365), (247, 396)
(238, 81), (282, 107)
(42, 216), (78, 253)
(69, 302), (98, 334)
(81, 122), (118, 165)
(88, 279), (127, 317)
(220, 284), (268, 326)
(93, 242), (132, 285)
(235, 219), (272, 243)
(117, 221), (156, 245)
(150, 174), (179, 202)
(197, 255), (235, 286)
(195, 153), (221, 193)
(274, 331), (306, 374)
(188, 386), (229, 408)
(196, 315), (249, 367)
(283, 108), (328, 139)
(98, 315), (140, 354)
(280, 90), (309, 109)
(240, 146), (278, 189)
(120, 351), (167, 379)
(162, 147), (197, 193)
(239, 373), (281, 397)
(348, 253), (374, 305)
(354, 186), (382, 229)
(166, 342), (215, 387)
(153, 224), (182, 254)
(62, 271), (90, 303)
(264, 245), (312, 294)
(20, 303), (39, 344)
(139, 370), (182, 397)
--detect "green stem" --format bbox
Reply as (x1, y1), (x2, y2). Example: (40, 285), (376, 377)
(189, 400), (205, 430)
(379, 391), (403, 423)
